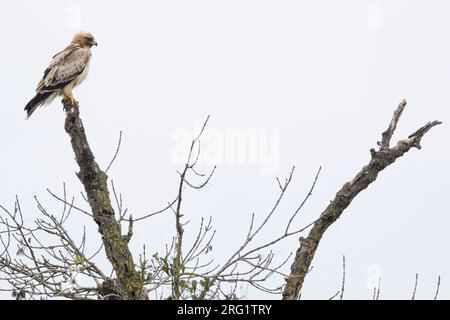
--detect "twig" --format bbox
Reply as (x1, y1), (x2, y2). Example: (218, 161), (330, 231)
(433, 275), (441, 300)
(329, 291), (340, 300)
(412, 273), (419, 300)
(339, 255), (345, 300)
(105, 131), (123, 173)
(285, 166), (321, 234)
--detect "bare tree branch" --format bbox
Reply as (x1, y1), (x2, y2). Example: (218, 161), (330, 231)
(282, 100), (441, 300)
(105, 130), (123, 173)
(434, 276), (441, 300)
(339, 255), (345, 300)
(412, 273), (419, 300)
(0, 99), (441, 301)
(63, 101), (145, 299)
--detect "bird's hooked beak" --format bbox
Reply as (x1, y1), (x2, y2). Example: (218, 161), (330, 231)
(92, 41), (98, 47)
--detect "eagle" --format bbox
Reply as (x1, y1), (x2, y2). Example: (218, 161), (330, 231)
(24, 32), (97, 118)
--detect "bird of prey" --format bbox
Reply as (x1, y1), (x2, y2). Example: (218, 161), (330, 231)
(24, 32), (97, 118)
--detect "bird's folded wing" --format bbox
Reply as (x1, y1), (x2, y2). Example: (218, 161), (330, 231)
(36, 46), (91, 92)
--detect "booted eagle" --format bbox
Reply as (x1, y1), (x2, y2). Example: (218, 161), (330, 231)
(24, 32), (97, 118)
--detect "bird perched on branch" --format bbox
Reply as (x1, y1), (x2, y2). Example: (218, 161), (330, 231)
(24, 32), (97, 118)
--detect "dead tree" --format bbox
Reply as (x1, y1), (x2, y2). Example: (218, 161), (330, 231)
(0, 99), (441, 300)
(282, 100), (441, 300)
(1, 101), (309, 300)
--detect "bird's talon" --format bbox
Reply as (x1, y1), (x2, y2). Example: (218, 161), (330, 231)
(62, 97), (78, 107)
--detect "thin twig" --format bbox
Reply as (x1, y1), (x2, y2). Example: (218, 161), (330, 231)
(412, 273), (419, 300)
(433, 276), (441, 300)
(339, 255), (345, 300)
(106, 131), (123, 173)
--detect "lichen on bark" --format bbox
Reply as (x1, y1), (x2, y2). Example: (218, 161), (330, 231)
(63, 101), (145, 300)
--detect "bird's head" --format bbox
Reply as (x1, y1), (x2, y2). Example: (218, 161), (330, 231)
(72, 32), (98, 48)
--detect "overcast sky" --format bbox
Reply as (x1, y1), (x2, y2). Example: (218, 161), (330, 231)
(0, 0), (449, 299)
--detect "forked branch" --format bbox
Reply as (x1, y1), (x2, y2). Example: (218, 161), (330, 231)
(282, 100), (441, 300)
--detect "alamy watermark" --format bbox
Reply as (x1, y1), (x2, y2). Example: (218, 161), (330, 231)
(366, 5), (382, 30)
(171, 122), (280, 175)
(66, 5), (82, 31)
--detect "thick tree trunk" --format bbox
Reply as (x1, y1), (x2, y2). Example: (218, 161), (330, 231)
(63, 101), (144, 300)
(282, 101), (441, 300)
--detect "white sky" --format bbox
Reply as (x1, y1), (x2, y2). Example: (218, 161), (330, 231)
(0, 0), (449, 299)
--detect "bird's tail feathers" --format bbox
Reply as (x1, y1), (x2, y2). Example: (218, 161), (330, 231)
(24, 92), (54, 119)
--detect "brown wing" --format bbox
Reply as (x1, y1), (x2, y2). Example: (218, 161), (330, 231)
(36, 45), (91, 93)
